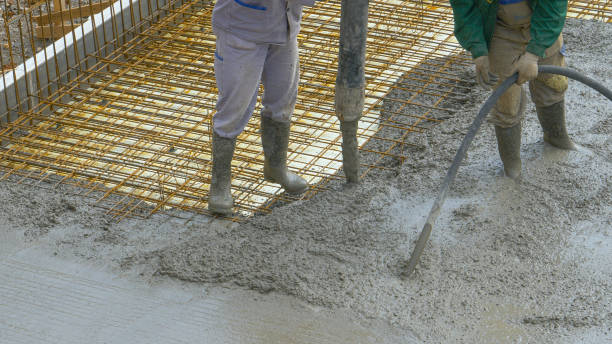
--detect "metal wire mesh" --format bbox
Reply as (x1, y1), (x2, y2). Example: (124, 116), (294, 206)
(0, 0), (610, 220)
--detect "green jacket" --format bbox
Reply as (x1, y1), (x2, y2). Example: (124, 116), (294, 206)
(450, 0), (568, 58)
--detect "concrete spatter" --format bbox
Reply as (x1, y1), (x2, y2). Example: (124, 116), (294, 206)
(0, 18), (610, 343)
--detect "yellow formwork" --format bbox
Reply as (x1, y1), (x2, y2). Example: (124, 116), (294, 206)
(0, 0), (610, 220)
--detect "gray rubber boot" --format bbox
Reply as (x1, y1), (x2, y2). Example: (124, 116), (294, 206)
(340, 120), (360, 184)
(261, 116), (308, 194)
(208, 132), (236, 216)
(536, 100), (576, 150)
(495, 123), (522, 179)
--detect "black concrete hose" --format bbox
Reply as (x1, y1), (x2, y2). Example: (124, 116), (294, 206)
(404, 66), (612, 277)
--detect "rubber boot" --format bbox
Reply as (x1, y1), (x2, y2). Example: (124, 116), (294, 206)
(495, 123), (522, 179)
(208, 131), (236, 215)
(536, 100), (576, 150)
(340, 120), (360, 184)
(261, 116), (308, 194)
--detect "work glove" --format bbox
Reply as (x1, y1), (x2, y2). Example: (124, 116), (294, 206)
(473, 56), (498, 90)
(513, 52), (539, 85)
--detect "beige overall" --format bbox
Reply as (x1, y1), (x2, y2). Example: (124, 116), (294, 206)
(488, 0), (568, 128)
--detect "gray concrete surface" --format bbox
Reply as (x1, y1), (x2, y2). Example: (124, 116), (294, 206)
(1, 244), (413, 343)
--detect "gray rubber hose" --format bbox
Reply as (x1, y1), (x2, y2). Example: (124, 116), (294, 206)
(404, 66), (612, 277)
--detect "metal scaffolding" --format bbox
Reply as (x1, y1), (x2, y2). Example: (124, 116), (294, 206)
(0, 0), (610, 220)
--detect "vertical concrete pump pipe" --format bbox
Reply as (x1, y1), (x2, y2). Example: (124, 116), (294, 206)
(335, 0), (369, 184)
(405, 66), (612, 277)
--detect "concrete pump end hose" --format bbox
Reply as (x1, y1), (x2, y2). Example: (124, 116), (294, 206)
(404, 66), (612, 278)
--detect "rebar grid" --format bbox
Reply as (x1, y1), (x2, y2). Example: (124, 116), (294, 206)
(0, 0), (610, 220)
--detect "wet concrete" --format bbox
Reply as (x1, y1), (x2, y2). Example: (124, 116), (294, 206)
(1, 244), (414, 343)
(0, 18), (610, 343)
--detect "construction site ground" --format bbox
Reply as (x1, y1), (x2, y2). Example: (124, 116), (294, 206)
(1, 18), (610, 343)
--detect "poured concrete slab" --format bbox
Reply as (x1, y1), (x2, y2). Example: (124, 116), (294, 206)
(0, 246), (417, 344)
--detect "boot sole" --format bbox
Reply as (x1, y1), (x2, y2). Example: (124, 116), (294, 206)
(504, 168), (521, 179)
(208, 204), (233, 216)
(544, 138), (577, 151)
(264, 176), (308, 194)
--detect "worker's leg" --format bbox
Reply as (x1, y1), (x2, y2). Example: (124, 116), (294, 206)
(209, 31), (267, 214)
(260, 36), (299, 124)
(529, 36), (575, 150)
(208, 132), (236, 215)
(259, 36), (308, 193)
(493, 88), (526, 179)
(489, 32), (526, 178)
(213, 30), (267, 138)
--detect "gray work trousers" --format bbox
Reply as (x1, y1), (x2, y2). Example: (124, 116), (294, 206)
(213, 30), (299, 138)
